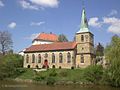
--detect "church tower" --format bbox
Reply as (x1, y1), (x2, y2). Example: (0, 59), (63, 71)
(75, 8), (95, 68)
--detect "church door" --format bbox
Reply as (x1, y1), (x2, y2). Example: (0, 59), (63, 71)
(43, 59), (49, 68)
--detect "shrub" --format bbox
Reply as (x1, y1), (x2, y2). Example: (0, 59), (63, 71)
(105, 66), (120, 87)
(59, 70), (68, 77)
(49, 69), (57, 77)
(83, 65), (103, 84)
(14, 68), (27, 77)
(34, 76), (45, 81)
(0, 54), (24, 79)
(46, 77), (56, 85)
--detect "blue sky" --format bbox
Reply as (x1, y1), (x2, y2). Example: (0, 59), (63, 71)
(0, 0), (120, 52)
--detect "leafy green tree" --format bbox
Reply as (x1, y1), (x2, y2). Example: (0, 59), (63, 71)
(83, 65), (103, 84)
(105, 35), (120, 87)
(58, 34), (68, 42)
(0, 54), (24, 79)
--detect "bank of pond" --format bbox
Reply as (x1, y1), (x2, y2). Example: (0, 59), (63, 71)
(0, 65), (120, 87)
(1, 80), (120, 90)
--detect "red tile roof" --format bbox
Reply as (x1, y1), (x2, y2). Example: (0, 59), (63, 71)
(34, 33), (58, 42)
(25, 42), (77, 52)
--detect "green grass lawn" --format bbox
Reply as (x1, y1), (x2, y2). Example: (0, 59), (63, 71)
(17, 69), (35, 79)
(17, 65), (104, 85)
(17, 68), (85, 82)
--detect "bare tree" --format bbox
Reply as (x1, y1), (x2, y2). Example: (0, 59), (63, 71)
(0, 31), (13, 55)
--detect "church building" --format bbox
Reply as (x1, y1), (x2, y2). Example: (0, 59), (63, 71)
(23, 8), (95, 69)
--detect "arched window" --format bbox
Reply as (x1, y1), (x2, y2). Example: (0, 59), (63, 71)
(26, 54), (29, 63)
(52, 53), (55, 63)
(81, 35), (84, 42)
(81, 54), (84, 63)
(38, 54), (41, 63)
(59, 53), (63, 63)
(32, 54), (35, 63)
(67, 52), (71, 63)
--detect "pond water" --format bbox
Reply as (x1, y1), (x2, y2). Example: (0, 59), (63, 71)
(0, 80), (120, 90)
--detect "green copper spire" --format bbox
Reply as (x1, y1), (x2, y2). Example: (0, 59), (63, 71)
(77, 8), (89, 33)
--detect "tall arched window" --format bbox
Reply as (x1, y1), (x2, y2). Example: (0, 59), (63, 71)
(52, 53), (55, 63)
(81, 54), (84, 63)
(38, 54), (41, 63)
(67, 52), (71, 63)
(59, 53), (63, 63)
(26, 54), (29, 63)
(81, 35), (84, 42)
(32, 54), (35, 63)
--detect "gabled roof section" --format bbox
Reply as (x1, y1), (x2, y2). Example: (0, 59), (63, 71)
(33, 33), (58, 42)
(24, 42), (77, 52)
(77, 8), (89, 33)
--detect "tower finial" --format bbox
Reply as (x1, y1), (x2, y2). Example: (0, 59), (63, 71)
(76, 0), (89, 33)
(82, 0), (85, 9)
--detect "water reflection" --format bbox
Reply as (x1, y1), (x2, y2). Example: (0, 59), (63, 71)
(0, 80), (120, 90)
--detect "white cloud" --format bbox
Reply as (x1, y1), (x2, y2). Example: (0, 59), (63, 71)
(19, 0), (39, 10)
(30, 21), (45, 26)
(0, 0), (4, 7)
(107, 25), (120, 34)
(88, 17), (102, 27)
(103, 17), (120, 24)
(25, 33), (39, 40)
(19, 0), (59, 10)
(30, 0), (59, 8)
(108, 9), (118, 16)
(103, 17), (120, 34)
(88, 16), (120, 34)
(8, 22), (17, 29)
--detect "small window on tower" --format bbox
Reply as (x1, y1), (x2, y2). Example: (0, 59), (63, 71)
(81, 35), (84, 42)
(85, 35), (88, 42)
(81, 54), (84, 63)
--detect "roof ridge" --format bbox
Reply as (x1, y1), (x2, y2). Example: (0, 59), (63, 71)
(25, 41), (77, 52)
